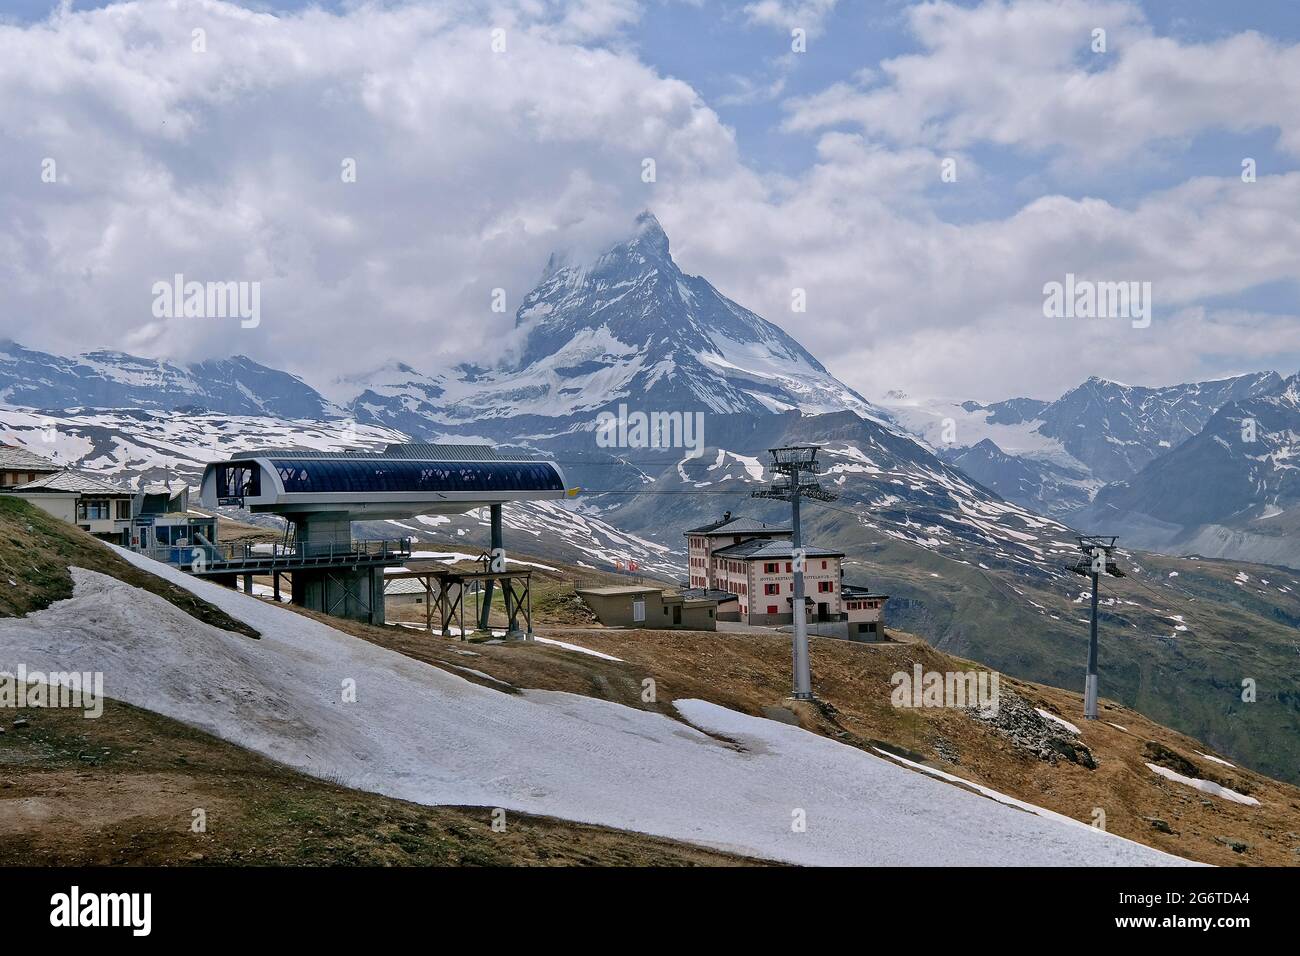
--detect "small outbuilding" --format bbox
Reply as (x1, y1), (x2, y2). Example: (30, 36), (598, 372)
(575, 584), (720, 631)
(385, 576), (431, 608)
(841, 584), (890, 641)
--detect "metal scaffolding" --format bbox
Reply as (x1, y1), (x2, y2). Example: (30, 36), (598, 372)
(385, 566), (535, 641)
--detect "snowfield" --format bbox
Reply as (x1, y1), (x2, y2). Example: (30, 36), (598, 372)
(0, 551), (1193, 867)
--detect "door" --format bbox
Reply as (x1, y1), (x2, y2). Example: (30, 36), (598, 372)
(632, 599), (645, 623)
(672, 605), (682, 625)
(817, 601), (829, 621)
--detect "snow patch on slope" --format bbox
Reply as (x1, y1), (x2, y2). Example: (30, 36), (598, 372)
(0, 555), (1190, 867)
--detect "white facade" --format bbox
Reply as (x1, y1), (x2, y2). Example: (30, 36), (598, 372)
(739, 554), (843, 623)
(686, 515), (882, 628)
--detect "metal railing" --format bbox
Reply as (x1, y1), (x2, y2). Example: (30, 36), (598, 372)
(139, 537), (413, 573)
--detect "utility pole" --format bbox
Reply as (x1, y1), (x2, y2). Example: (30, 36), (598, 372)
(753, 446), (838, 701)
(478, 504), (504, 631)
(1069, 535), (1124, 720)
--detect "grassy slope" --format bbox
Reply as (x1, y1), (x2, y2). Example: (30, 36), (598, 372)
(0, 497), (258, 639)
(332, 616), (1300, 867)
(0, 697), (762, 866)
(809, 509), (1300, 786)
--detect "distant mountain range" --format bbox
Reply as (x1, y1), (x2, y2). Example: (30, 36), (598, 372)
(881, 372), (1287, 517)
(1073, 373), (1300, 567)
(0, 342), (339, 420)
(939, 438), (1096, 514)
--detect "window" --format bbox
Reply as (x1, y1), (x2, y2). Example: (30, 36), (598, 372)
(785, 562), (792, 573)
(77, 499), (110, 521)
(763, 562), (779, 573)
(818, 581), (834, 593)
(767, 605), (778, 614)
(115, 499), (131, 519)
(217, 464), (260, 500)
(764, 583), (779, 595)
(821, 560), (827, 570)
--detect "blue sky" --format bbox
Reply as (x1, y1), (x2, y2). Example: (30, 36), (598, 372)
(0, 0), (1297, 399)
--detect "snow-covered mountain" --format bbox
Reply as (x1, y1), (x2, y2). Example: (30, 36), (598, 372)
(568, 409), (1084, 582)
(498, 212), (879, 418)
(0, 341), (339, 419)
(1074, 372), (1300, 568)
(881, 372), (1282, 516)
(327, 361), (455, 441)
(939, 438), (1096, 516)
(339, 213), (884, 437)
(0, 405), (402, 486)
(1034, 373), (1283, 482)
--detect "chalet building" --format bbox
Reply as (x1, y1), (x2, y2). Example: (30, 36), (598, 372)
(0, 444), (61, 489)
(3, 469), (135, 543)
(685, 512), (889, 632)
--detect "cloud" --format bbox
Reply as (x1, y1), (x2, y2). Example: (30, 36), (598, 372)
(744, 1), (841, 37)
(654, 159), (1300, 400)
(782, 0), (1300, 166)
(0, 0), (1295, 405)
(0, 0), (724, 379)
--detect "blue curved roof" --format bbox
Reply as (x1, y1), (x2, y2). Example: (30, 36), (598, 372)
(267, 458), (565, 495)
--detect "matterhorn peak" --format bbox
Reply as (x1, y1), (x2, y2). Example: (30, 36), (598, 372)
(625, 210), (670, 259)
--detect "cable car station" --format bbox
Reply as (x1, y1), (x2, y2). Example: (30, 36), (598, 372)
(195, 442), (569, 630)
